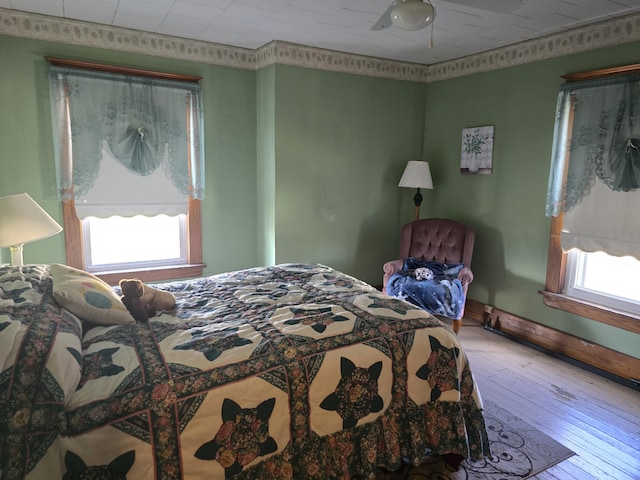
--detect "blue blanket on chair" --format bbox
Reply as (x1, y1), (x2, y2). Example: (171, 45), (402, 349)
(386, 258), (465, 319)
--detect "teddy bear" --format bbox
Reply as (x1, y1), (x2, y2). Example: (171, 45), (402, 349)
(119, 278), (176, 323)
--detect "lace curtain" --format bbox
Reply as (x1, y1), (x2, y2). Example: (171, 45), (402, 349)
(48, 65), (205, 203)
(545, 73), (640, 217)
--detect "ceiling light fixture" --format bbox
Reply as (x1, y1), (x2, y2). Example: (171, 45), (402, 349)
(391, 0), (435, 31)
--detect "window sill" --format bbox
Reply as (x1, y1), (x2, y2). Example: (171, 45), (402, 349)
(539, 290), (640, 334)
(96, 264), (206, 286)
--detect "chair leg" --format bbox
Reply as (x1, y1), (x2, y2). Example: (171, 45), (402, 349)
(452, 319), (462, 334)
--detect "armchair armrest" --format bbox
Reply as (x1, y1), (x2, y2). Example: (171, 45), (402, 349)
(383, 259), (403, 276)
(458, 266), (474, 286)
(382, 259), (404, 294)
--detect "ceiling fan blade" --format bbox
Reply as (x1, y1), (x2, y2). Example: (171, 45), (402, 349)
(371, 1), (402, 31)
(442, 0), (522, 13)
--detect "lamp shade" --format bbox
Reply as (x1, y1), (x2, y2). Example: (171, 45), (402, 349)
(391, 0), (435, 31)
(0, 193), (63, 248)
(398, 161), (433, 189)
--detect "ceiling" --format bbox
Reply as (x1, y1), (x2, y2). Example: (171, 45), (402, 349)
(2, 0), (640, 65)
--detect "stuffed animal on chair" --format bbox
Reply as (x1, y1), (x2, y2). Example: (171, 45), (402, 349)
(119, 279), (176, 323)
(406, 267), (435, 281)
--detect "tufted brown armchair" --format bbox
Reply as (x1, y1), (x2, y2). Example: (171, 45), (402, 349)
(382, 218), (475, 334)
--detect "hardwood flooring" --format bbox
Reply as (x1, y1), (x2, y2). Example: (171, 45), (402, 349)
(452, 318), (640, 480)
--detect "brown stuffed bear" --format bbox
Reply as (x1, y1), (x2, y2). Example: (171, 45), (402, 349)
(120, 279), (152, 323)
(119, 278), (176, 323)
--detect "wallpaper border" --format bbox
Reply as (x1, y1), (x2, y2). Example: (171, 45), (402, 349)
(1, 7), (640, 83)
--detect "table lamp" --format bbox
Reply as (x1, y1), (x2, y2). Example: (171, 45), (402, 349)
(398, 161), (433, 220)
(0, 193), (63, 266)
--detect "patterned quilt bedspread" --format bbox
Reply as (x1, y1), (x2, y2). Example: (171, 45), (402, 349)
(0, 263), (489, 480)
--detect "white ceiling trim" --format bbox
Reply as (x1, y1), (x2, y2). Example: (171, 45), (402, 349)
(1, 7), (640, 83)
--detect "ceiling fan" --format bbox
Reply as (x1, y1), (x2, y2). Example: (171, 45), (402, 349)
(372, 0), (522, 31)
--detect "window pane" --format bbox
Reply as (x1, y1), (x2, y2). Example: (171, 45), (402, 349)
(579, 251), (640, 302)
(85, 215), (186, 268)
(566, 249), (640, 315)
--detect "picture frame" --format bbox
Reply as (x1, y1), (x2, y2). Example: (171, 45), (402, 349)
(460, 126), (494, 175)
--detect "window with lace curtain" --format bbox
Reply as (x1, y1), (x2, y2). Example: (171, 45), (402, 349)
(543, 66), (640, 331)
(48, 59), (205, 283)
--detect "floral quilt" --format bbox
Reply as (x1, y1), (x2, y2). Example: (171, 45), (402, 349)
(0, 263), (489, 480)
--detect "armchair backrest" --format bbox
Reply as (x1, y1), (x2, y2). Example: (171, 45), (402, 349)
(400, 218), (474, 267)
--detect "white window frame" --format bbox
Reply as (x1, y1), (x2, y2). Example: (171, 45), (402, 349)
(564, 249), (640, 316)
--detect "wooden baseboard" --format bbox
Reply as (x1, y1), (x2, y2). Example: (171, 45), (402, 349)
(465, 299), (640, 384)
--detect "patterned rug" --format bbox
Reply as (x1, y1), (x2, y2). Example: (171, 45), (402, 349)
(376, 399), (575, 480)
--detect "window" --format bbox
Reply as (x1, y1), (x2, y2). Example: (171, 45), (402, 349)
(544, 216), (640, 335)
(49, 58), (205, 284)
(83, 214), (187, 271)
(565, 250), (640, 316)
(542, 65), (640, 335)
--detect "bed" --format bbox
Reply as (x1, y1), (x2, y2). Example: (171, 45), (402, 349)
(0, 263), (490, 479)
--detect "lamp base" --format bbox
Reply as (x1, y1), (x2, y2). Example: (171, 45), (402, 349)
(413, 188), (423, 221)
(413, 188), (423, 207)
(9, 244), (24, 266)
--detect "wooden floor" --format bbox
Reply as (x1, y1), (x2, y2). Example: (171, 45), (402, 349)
(451, 318), (640, 480)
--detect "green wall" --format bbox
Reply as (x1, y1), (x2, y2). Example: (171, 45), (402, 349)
(422, 42), (640, 359)
(1, 31), (638, 360)
(256, 66), (277, 266)
(270, 65), (426, 282)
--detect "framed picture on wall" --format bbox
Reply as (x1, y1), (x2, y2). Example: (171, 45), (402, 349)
(460, 126), (494, 175)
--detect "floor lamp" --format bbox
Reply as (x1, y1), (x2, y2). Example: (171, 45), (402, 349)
(398, 161), (433, 221)
(0, 193), (63, 266)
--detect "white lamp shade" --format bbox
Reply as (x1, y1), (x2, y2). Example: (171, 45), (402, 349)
(0, 193), (63, 248)
(398, 161), (433, 189)
(391, 0), (435, 31)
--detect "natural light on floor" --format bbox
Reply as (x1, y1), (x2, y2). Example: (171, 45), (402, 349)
(85, 214), (186, 268)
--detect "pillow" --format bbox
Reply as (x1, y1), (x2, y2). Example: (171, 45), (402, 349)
(51, 263), (135, 326)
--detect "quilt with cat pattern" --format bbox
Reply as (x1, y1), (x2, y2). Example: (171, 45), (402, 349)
(0, 263), (490, 480)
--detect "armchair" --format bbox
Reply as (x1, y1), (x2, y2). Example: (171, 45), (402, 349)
(383, 218), (475, 334)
